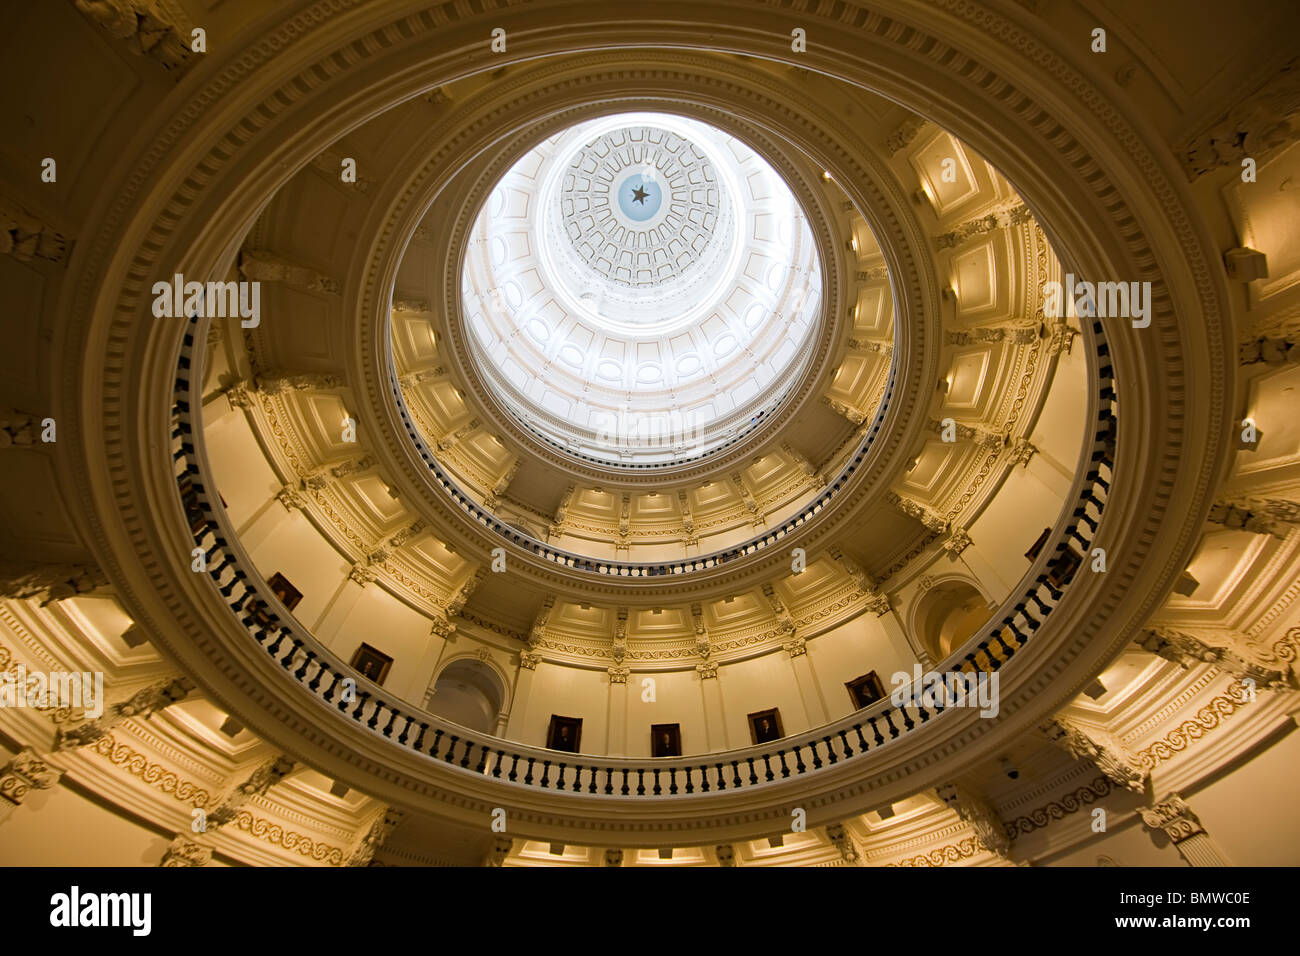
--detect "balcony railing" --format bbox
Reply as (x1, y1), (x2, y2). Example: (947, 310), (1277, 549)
(171, 311), (1113, 798)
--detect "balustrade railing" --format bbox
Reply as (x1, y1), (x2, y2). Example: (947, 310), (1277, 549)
(172, 311), (1113, 798)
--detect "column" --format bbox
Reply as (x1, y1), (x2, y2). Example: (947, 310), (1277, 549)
(504, 651), (540, 739)
(1140, 794), (1231, 866)
(877, 606), (932, 670)
(606, 667), (629, 756)
(237, 493), (298, 554)
(783, 638), (828, 725)
(311, 574), (368, 649)
(698, 661), (727, 751)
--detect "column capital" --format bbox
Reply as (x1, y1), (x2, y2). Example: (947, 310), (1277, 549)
(0, 747), (63, 813)
(1138, 794), (1204, 844)
(159, 835), (213, 867)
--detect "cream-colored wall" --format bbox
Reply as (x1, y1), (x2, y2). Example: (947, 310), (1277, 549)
(622, 669), (710, 757)
(0, 786), (187, 867)
(1190, 724), (1300, 866)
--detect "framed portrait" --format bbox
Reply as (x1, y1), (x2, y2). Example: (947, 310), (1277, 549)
(747, 708), (783, 745)
(650, 723), (682, 758)
(266, 571), (303, 611)
(1047, 545), (1084, 588)
(1024, 526), (1051, 562)
(350, 642), (394, 686)
(177, 475), (209, 536)
(846, 671), (886, 710)
(546, 715), (582, 753)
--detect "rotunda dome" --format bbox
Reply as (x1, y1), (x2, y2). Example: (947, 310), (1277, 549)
(461, 112), (823, 466)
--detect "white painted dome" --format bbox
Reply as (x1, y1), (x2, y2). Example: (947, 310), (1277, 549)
(461, 112), (822, 466)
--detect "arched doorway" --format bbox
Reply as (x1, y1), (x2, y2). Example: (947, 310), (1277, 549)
(426, 659), (506, 734)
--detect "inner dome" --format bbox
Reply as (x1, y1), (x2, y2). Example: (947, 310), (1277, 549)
(460, 112), (824, 467)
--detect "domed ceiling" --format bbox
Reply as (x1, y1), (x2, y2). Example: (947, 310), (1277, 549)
(461, 112), (822, 466)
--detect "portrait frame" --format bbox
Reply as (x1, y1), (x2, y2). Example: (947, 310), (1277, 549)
(846, 671), (886, 710)
(650, 723), (682, 758)
(349, 642), (393, 686)
(266, 571), (303, 611)
(546, 715), (583, 753)
(747, 708), (783, 745)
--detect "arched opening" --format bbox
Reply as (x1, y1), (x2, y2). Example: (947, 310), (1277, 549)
(425, 659), (506, 733)
(912, 581), (993, 664)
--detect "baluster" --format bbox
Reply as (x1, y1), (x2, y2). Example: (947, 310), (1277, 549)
(415, 723), (429, 750)
(508, 754), (519, 782)
(381, 708), (397, 736)
(351, 692), (368, 721)
(556, 763), (567, 789)
(322, 672), (341, 702)
(445, 735), (460, 762)
(651, 769), (660, 796)
(716, 764), (726, 791)
(869, 718), (885, 746)
(758, 754), (772, 782)
(398, 716), (413, 746)
(267, 630), (287, 656)
(793, 745), (806, 774)
(637, 769), (646, 796)
(837, 729), (854, 756)
(915, 694), (932, 722)
(475, 745), (489, 774)
(294, 650), (313, 681)
(809, 738), (823, 769)
(540, 760), (551, 788)
(882, 710), (899, 739)
(460, 740), (474, 768)
(853, 723), (869, 750)
(822, 736), (837, 764)
(604, 768), (614, 795)
(731, 761), (742, 789)
(746, 757), (758, 785)
(588, 768), (598, 794)
(279, 638), (299, 668)
(524, 757), (535, 786)
(571, 765), (582, 792)
(681, 768), (690, 794)
(699, 766), (710, 793)
(431, 728), (444, 758)
(620, 769), (630, 796)
(493, 750), (505, 779)
(898, 706), (915, 732)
